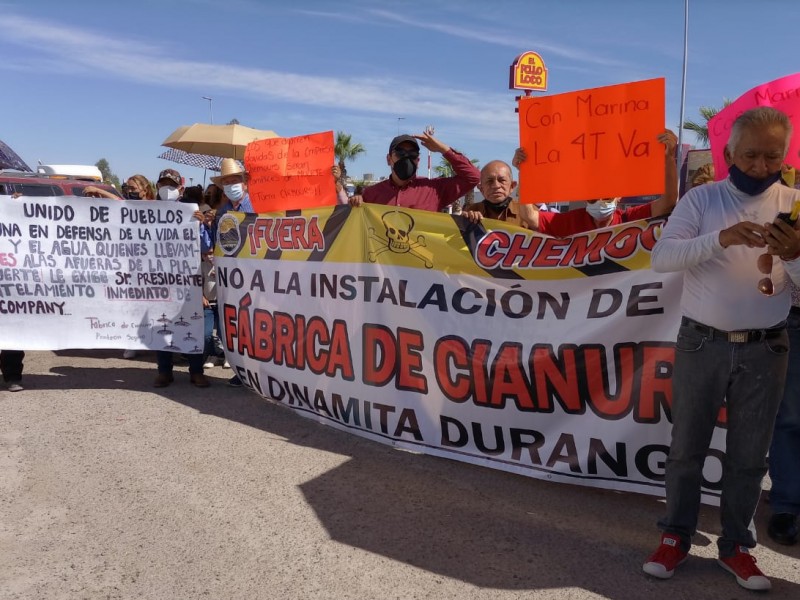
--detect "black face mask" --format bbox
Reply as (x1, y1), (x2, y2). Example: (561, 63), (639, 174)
(393, 158), (417, 181)
(125, 191), (141, 200)
(485, 196), (513, 214)
(728, 164), (782, 196)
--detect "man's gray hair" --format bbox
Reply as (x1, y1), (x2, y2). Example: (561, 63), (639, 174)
(726, 106), (793, 155)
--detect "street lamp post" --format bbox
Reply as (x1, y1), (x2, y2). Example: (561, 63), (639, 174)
(424, 124), (435, 178)
(201, 96), (214, 186)
(677, 0), (689, 184)
(202, 96), (214, 124)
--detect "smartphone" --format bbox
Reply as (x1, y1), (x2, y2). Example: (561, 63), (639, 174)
(777, 211), (797, 226)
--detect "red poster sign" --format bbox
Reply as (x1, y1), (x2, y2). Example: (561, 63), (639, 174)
(245, 131), (336, 212)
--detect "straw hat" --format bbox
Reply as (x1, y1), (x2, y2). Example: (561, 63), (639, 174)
(691, 163), (715, 187)
(211, 158), (246, 185)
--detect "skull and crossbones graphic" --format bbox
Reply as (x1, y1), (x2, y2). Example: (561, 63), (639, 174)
(368, 210), (433, 268)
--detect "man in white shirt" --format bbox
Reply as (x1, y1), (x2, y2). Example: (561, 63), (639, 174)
(642, 107), (800, 591)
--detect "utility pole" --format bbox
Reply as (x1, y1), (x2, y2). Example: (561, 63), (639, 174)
(202, 96), (214, 124)
(202, 96), (214, 186)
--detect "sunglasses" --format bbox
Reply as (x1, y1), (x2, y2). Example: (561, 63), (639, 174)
(393, 149), (420, 160)
(757, 253), (776, 296)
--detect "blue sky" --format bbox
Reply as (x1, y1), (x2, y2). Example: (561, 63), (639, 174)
(0, 0), (796, 187)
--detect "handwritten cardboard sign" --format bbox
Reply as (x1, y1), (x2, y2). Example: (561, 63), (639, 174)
(245, 131), (336, 212)
(708, 73), (800, 180)
(518, 78), (665, 203)
(0, 197), (203, 351)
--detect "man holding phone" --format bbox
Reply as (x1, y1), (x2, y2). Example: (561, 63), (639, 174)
(643, 107), (800, 591)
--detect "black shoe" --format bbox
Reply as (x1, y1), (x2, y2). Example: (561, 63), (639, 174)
(227, 375), (243, 387)
(153, 373), (174, 388)
(190, 373), (211, 388)
(768, 512), (798, 545)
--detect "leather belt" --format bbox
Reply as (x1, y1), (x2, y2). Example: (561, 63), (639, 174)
(680, 316), (785, 343)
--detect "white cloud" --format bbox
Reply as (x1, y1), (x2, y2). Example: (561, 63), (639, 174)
(0, 13), (516, 141)
(294, 6), (631, 69)
(363, 8), (631, 68)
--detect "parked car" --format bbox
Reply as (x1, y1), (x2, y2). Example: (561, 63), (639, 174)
(0, 170), (122, 198)
(36, 164), (104, 181)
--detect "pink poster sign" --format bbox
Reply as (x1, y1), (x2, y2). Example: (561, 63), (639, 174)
(707, 73), (800, 180)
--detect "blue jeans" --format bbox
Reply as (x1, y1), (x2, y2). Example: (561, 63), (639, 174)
(769, 308), (800, 515)
(156, 351), (204, 375)
(658, 319), (788, 556)
(204, 305), (222, 359)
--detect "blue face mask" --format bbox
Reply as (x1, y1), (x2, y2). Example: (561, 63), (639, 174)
(728, 165), (782, 196)
(223, 182), (244, 202)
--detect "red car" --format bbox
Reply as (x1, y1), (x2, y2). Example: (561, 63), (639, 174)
(0, 171), (122, 198)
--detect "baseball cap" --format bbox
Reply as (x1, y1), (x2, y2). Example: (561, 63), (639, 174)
(389, 135), (420, 154)
(157, 168), (182, 186)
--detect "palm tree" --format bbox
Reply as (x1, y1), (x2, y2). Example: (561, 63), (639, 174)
(434, 159), (455, 178)
(435, 156), (480, 177)
(334, 131), (366, 187)
(435, 156), (480, 208)
(682, 100), (733, 147)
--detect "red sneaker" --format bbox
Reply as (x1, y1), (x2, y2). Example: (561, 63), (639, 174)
(643, 533), (688, 579)
(717, 546), (770, 591)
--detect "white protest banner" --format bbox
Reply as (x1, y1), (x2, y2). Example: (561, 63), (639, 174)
(0, 195), (203, 351)
(214, 205), (728, 505)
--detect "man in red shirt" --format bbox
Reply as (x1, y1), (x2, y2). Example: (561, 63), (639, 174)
(513, 129), (678, 236)
(350, 132), (479, 211)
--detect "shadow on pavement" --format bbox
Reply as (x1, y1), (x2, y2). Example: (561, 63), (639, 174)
(35, 360), (800, 599)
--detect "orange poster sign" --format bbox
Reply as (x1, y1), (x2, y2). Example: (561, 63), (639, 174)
(518, 78), (665, 204)
(245, 131), (336, 212)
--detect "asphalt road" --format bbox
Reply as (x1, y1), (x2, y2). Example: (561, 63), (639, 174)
(2, 350), (799, 599)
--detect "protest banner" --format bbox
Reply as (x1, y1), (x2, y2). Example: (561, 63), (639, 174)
(708, 73), (800, 179)
(245, 131), (336, 212)
(0, 196), (203, 351)
(518, 78), (665, 204)
(214, 204), (728, 505)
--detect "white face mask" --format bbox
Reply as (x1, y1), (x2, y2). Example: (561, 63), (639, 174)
(223, 182), (245, 202)
(158, 186), (180, 201)
(585, 199), (618, 221)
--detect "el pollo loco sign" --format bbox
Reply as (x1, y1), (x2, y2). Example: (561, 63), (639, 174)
(510, 51), (549, 92)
